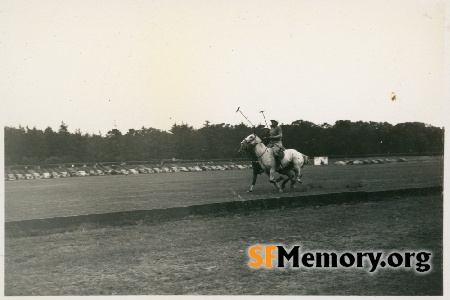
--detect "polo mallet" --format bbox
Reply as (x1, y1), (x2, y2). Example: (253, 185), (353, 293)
(236, 107), (254, 127)
(260, 110), (269, 128)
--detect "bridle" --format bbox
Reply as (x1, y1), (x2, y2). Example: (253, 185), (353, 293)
(240, 135), (269, 159)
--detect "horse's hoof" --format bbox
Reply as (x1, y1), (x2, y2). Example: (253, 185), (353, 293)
(247, 190), (253, 193)
(279, 189), (284, 193)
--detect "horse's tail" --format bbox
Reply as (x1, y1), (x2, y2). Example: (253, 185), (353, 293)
(302, 154), (310, 165)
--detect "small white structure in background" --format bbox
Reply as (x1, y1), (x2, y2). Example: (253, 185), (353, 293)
(314, 157), (329, 165)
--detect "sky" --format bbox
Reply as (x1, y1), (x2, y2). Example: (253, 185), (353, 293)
(1, 0), (447, 134)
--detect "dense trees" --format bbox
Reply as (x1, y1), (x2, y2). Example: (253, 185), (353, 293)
(282, 121), (444, 157)
(4, 120), (444, 166)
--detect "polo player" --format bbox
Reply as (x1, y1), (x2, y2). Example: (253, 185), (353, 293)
(268, 119), (285, 170)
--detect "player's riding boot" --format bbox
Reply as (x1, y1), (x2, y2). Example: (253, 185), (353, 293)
(275, 156), (282, 171)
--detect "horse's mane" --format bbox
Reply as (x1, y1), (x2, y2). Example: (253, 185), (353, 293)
(248, 134), (261, 142)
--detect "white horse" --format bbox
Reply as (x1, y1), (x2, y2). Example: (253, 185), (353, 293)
(239, 134), (308, 192)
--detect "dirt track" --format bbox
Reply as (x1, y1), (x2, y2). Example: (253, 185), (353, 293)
(5, 158), (443, 221)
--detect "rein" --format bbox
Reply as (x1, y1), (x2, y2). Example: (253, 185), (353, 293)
(254, 142), (269, 159)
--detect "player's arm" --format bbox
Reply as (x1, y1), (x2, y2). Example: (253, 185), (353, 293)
(269, 127), (282, 140)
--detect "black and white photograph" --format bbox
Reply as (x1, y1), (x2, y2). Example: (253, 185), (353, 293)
(1, 0), (447, 297)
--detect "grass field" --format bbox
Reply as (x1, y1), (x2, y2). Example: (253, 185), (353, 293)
(5, 157), (443, 221)
(5, 194), (443, 295)
(4, 157), (444, 295)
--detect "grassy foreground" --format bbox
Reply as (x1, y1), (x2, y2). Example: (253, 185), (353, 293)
(5, 194), (442, 295)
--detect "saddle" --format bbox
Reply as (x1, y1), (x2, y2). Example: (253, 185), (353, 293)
(267, 142), (285, 160)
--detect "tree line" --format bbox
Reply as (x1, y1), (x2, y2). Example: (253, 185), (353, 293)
(4, 120), (444, 166)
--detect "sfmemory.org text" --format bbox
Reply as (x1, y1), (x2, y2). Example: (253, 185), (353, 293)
(248, 245), (432, 273)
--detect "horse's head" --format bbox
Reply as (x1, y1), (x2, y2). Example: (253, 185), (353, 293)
(238, 134), (262, 154)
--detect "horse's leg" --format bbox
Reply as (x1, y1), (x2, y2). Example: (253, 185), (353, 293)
(276, 174), (288, 190)
(296, 163), (304, 184)
(290, 167), (301, 189)
(277, 170), (290, 190)
(297, 172), (303, 183)
(248, 170), (258, 192)
(269, 169), (283, 192)
(282, 176), (290, 189)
